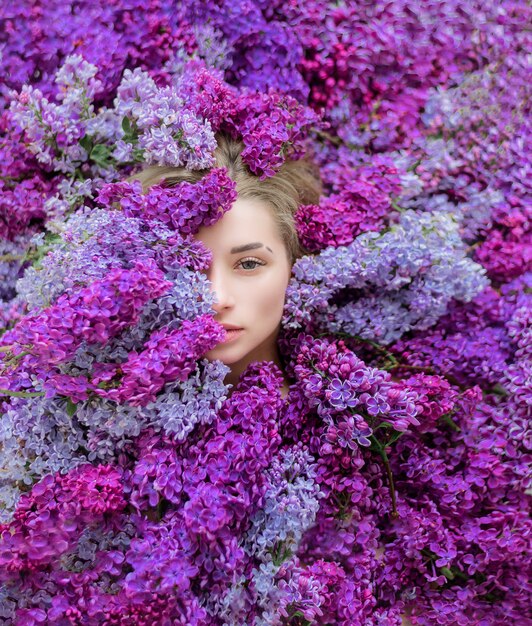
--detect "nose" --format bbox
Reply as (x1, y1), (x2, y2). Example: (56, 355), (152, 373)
(209, 268), (235, 314)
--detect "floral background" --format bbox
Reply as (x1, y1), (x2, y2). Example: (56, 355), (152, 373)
(0, 1), (530, 625)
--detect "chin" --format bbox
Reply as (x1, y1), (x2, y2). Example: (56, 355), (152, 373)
(205, 345), (246, 366)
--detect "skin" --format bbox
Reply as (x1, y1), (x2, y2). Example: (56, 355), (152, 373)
(195, 197), (292, 397)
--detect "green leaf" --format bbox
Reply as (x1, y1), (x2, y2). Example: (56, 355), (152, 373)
(30, 232), (62, 268)
(121, 116), (132, 134)
(0, 388), (45, 398)
(440, 412), (461, 432)
(386, 430), (404, 446)
(490, 383), (509, 397)
(89, 143), (113, 166)
(441, 567), (455, 580)
(289, 611), (310, 621)
(369, 438), (383, 453)
(66, 399), (77, 417)
(79, 134), (92, 152)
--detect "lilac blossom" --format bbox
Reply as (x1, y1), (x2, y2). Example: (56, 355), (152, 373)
(244, 444), (321, 561)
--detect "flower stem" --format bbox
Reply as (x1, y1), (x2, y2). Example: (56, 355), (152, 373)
(370, 435), (399, 519)
(0, 388), (45, 398)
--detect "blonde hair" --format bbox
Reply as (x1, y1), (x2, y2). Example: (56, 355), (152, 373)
(129, 132), (322, 263)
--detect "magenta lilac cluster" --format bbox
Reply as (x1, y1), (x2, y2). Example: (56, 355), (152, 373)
(97, 168), (238, 235)
(296, 155), (402, 251)
(0, 2), (530, 625)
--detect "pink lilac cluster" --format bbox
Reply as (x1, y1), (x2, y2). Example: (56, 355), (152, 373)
(0, 464), (126, 579)
(473, 200), (531, 285)
(0, 174), (51, 242)
(1, 1), (530, 624)
(175, 60), (240, 132)
(228, 90), (321, 179)
(175, 60), (322, 178)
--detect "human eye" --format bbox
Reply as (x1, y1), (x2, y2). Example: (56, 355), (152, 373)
(236, 257), (266, 271)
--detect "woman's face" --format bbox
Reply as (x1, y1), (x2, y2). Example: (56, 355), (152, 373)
(195, 197), (292, 376)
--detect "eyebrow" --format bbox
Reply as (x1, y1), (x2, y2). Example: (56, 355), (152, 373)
(230, 242), (274, 254)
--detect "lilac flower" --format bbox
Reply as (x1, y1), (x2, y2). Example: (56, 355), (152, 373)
(229, 90), (321, 178)
(284, 210), (488, 343)
(0, 175), (51, 242)
(114, 67), (218, 170)
(0, 464), (125, 577)
(102, 167), (237, 235)
(244, 444), (321, 561)
(328, 378), (359, 410)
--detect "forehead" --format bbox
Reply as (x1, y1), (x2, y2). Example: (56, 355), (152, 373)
(196, 197), (282, 249)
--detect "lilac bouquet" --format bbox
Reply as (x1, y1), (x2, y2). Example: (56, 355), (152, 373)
(1, 2), (530, 624)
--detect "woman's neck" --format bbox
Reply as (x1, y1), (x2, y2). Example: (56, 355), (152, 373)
(224, 342), (289, 398)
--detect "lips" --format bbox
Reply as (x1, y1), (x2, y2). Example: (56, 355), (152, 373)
(220, 325), (244, 343)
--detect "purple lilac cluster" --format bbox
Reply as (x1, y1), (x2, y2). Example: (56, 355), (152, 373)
(291, 335), (420, 441)
(177, 60), (321, 178)
(95, 316), (225, 407)
(14, 206), (212, 312)
(1, 1), (530, 624)
(295, 1), (524, 151)
(0, 464), (126, 577)
(375, 384), (532, 625)
(0, 364), (287, 624)
(392, 278), (532, 391)
(1, 259), (170, 372)
(0, 172), (51, 242)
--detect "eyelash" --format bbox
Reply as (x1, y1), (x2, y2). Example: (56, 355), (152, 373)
(236, 257), (266, 271)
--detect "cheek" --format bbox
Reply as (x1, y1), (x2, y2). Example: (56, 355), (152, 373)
(252, 270), (289, 321)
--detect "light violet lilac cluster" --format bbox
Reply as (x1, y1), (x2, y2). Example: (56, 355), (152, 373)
(0, 2), (530, 625)
(284, 210), (489, 344)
